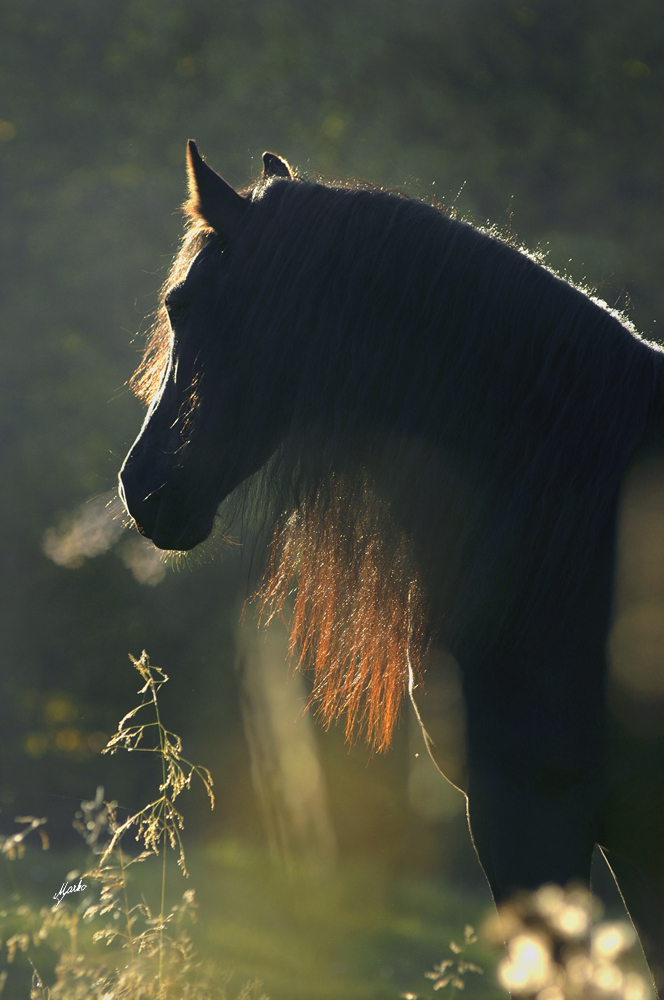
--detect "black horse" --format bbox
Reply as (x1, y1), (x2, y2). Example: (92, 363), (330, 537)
(120, 142), (664, 982)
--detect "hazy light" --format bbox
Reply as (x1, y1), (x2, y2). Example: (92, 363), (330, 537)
(118, 535), (166, 586)
(536, 987), (565, 1000)
(610, 604), (664, 696)
(536, 883), (591, 938)
(43, 491), (166, 585)
(535, 884), (565, 917)
(551, 902), (590, 937)
(592, 963), (623, 993)
(623, 972), (651, 1000)
(566, 954), (594, 985)
(592, 922), (636, 959)
(0, 120), (16, 141)
(499, 934), (552, 992)
(494, 886), (649, 1000)
(43, 491), (125, 568)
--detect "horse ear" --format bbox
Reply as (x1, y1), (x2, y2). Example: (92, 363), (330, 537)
(185, 140), (247, 236)
(262, 151), (294, 180)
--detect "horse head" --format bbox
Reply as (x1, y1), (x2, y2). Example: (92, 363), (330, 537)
(119, 142), (295, 550)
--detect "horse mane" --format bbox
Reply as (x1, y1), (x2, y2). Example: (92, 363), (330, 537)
(132, 175), (664, 750)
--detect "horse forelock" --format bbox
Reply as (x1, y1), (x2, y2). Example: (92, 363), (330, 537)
(130, 220), (214, 404)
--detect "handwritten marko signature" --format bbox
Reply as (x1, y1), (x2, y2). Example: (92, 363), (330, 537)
(53, 878), (87, 908)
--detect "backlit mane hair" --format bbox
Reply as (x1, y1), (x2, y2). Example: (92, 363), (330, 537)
(259, 479), (428, 752)
(132, 174), (664, 750)
(131, 220), (212, 403)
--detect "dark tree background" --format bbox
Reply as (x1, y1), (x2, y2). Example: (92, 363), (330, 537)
(0, 1), (662, 989)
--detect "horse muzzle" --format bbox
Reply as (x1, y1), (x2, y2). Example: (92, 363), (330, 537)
(118, 462), (215, 552)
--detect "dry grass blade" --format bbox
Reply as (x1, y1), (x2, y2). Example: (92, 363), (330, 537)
(99, 651), (214, 875)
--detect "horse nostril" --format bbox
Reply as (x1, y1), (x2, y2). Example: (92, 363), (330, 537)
(119, 472), (162, 539)
(134, 493), (162, 539)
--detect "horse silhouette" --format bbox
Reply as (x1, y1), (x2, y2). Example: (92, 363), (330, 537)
(120, 141), (664, 984)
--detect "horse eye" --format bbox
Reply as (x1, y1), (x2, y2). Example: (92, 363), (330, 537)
(166, 300), (187, 321)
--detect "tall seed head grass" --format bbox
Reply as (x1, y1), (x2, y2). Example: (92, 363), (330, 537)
(0, 651), (265, 1000)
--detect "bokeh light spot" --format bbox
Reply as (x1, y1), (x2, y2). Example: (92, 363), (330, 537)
(176, 56), (196, 77)
(0, 121), (16, 141)
(55, 728), (83, 752)
(592, 921), (635, 959)
(44, 697), (77, 724)
(623, 59), (651, 79)
(25, 733), (48, 758)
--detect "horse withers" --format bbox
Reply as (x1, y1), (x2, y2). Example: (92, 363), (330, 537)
(120, 141), (664, 985)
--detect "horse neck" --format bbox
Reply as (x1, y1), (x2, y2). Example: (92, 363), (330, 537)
(623, 347), (664, 462)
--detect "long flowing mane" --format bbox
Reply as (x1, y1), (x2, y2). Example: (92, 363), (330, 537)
(133, 176), (664, 749)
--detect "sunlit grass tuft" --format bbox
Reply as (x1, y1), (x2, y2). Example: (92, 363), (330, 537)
(100, 650), (214, 875)
(402, 923), (483, 1000)
(0, 650), (265, 1000)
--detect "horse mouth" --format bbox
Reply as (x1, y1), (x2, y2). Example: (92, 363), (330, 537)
(149, 523), (210, 551)
(139, 497), (214, 551)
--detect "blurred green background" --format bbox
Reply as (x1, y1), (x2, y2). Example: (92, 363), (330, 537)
(1, 0), (663, 995)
